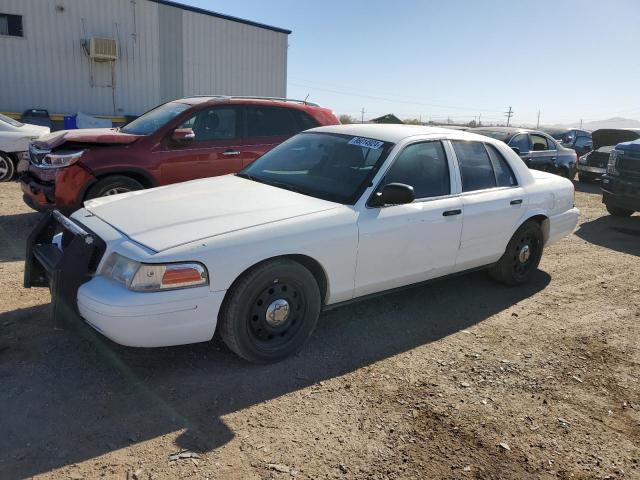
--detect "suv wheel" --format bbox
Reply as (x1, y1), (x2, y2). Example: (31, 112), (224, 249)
(85, 175), (144, 199)
(606, 205), (634, 217)
(490, 220), (544, 285)
(218, 259), (321, 363)
(0, 153), (16, 182)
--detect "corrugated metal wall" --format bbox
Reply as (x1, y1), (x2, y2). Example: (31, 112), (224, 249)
(0, 0), (288, 116)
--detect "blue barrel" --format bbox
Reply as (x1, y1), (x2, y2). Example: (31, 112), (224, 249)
(63, 115), (77, 129)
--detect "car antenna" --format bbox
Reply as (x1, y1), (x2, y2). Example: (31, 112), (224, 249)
(304, 93), (310, 105)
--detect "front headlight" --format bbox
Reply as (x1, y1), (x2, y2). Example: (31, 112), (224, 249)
(40, 150), (84, 168)
(607, 149), (622, 175)
(101, 253), (208, 292)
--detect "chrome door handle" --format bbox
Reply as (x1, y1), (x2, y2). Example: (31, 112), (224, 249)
(223, 150), (241, 156)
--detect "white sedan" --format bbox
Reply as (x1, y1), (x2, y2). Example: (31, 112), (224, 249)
(25, 124), (579, 363)
(0, 113), (50, 181)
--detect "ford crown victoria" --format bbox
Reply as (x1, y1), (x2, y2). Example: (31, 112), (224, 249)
(25, 125), (579, 363)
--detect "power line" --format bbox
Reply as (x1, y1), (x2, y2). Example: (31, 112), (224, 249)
(287, 81), (504, 113)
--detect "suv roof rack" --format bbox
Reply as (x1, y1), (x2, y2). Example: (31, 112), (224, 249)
(183, 95), (320, 107)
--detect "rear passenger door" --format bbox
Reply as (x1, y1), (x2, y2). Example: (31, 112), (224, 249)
(242, 106), (303, 167)
(451, 141), (525, 271)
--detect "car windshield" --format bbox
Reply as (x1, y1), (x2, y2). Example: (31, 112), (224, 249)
(238, 132), (393, 204)
(546, 130), (568, 140)
(0, 113), (23, 128)
(120, 101), (191, 135)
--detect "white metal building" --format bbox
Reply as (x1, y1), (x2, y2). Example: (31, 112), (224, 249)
(0, 0), (290, 118)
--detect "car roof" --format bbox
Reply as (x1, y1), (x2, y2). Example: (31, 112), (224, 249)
(177, 96), (322, 109)
(309, 123), (480, 143)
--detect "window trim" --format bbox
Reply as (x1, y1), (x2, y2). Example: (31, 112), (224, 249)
(366, 139), (455, 208)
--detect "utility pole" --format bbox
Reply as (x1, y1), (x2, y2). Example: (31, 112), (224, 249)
(361, 108), (365, 124)
(478, 113), (482, 126)
(536, 110), (541, 129)
(579, 118), (583, 128)
(505, 106), (514, 126)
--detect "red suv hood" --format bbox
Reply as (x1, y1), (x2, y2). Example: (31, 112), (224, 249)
(32, 128), (141, 149)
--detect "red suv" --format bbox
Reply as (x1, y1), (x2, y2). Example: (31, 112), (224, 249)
(21, 97), (339, 213)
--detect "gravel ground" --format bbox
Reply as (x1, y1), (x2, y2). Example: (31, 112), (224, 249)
(0, 180), (638, 480)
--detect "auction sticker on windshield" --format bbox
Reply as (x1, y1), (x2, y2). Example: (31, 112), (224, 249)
(348, 137), (384, 149)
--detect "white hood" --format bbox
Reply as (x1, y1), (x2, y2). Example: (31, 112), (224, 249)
(83, 175), (339, 252)
(18, 123), (50, 137)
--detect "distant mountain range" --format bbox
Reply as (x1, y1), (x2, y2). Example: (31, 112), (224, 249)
(542, 117), (640, 131)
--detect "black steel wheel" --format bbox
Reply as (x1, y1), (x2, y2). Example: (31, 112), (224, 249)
(490, 220), (543, 285)
(218, 259), (321, 363)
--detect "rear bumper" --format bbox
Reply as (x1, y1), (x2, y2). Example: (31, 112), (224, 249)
(546, 207), (580, 246)
(577, 164), (605, 175)
(77, 277), (225, 347)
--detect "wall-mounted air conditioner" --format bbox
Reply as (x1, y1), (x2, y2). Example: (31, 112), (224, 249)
(88, 37), (118, 61)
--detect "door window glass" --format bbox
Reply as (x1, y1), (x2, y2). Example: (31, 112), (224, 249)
(530, 134), (549, 151)
(452, 141), (497, 192)
(247, 106), (298, 137)
(509, 134), (530, 153)
(181, 107), (239, 141)
(574, 136), (592, 148)
(485, 144), (518, 187)
(291, 110), (319, 131)
(546, 137), (558, 150)
(381, 141), (450, 199)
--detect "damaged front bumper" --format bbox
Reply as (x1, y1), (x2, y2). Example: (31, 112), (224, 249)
(24, 210), (106, 324)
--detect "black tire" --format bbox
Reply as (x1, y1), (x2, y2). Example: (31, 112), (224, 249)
(490, 220), (544, 286)
(606, 205), (634, 217)
(0, 152), (16, 182)
(218, 259), (321, 363)
(85, 175), (144, 200)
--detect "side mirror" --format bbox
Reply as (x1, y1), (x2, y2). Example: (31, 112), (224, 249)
(171, 128), (195, 142)
(371, 183), (415, 206)
(511, 147), (520, 155)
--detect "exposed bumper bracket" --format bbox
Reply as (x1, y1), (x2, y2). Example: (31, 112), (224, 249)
(24, 210), (105, 327)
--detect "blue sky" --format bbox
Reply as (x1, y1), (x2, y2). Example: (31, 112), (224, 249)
(182, 0), (640, 126)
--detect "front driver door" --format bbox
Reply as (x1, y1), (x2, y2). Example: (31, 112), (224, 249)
(158, 105), (245, 184)
(355, 140), (463, 297)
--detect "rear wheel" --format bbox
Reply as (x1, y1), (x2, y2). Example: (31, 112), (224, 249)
(606, 205), (634, 217)
(0, 152), (16, 182)
(85, 175), (144, 199)
(490, 220), (544, 285)
(218, 259), (321, 363)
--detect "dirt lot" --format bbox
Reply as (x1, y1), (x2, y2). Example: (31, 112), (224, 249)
(0, 180), (638, 480)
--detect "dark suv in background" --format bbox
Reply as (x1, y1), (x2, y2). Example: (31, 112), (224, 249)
(602, 137), (640, 217)
(471, 127), (577, 179)
(578, 129), (640, 182)
(543, 128), (592, 158)
(21, 96), (339, 213)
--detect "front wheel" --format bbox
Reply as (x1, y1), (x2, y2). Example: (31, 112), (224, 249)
(218, 259), (321, 363)
(606, 205), (634, 217)
(85, 175), (144, 200)
(0, 152), (16, 182)
(490, 220), (544, 285)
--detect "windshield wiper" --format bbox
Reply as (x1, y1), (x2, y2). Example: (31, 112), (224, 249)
(262, 179), (308, 195)
(235, 172), (258, 181)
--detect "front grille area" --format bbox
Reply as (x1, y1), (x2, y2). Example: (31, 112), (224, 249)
(618, 152), (640, 176)
(586, 151), (609, 169)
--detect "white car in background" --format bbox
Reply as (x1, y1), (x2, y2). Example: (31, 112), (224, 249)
(26, 124), (579, 363)
(0, 113), (50, 181)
